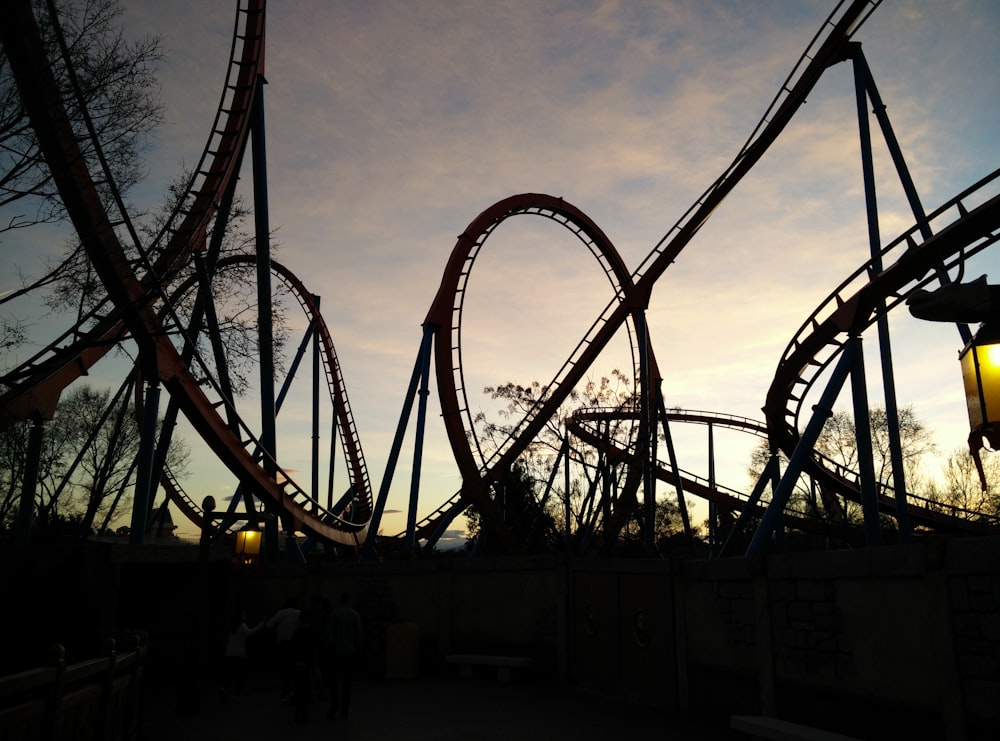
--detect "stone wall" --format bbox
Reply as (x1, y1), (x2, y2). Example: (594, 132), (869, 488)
(678, 536), (1000, 740)
(5, 534), (998, 739)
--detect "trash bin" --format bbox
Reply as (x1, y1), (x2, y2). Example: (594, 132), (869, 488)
(384, 622), (419, 679)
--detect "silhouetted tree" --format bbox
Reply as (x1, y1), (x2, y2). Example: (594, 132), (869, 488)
(0, 383), (189, 537)
(747, 404), (936, 527)
(928, 447), (1000, 519)
(1, 0), (164, 361)
(472, 370), (685, 550)
(38, 171), (288, 395)
(0, 0), (163, 237)
(464, 460), (558, 552)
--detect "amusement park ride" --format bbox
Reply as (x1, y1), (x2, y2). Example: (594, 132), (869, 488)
(1, 0), (998, 561)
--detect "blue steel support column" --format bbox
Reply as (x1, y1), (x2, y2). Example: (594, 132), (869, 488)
(405, 325), (434, 557)
(708, 421), (718, 554)
(635, 311), (655, 553)
(361, 326), (434, 559)
(851, 44), (911, 542)
(746, 339), (859, 555)
(656, 396), (692, 539)
(250, 76), (284, 562)
(312, 296), (321, 512)
(195, 254), (242, 434)
(856, 45), (972, 348)
(532, 436), (569, 548)
(717, 454), (778, 558)
(425, 498), (467, 550)
(564, 433), (572, 547)
(599, 422), (613, 553)
(577, 470), (601, 552)
(327, 415), (338, 511)
(770, 453), (785, 548)
(648, 407), (660, 552)
(251, 78), (277, 481)
(849, 337), (883, 546)
(130, 383), (161, 544)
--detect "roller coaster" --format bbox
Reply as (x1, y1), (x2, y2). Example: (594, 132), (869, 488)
(1, 0), (998, 559)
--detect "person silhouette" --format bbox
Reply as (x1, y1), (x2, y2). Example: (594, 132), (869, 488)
(290, 609), (318, 723)
(266, 597), (301, 699)
(220, 608), (264, 703)
(326, 592), (363, 720)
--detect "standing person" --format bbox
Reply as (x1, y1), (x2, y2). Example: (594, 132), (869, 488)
(327, 592), (363, 720)
(311, 596), (335, 711)
(266, 597), (300, 699)
(290, 609), (318, 723)
(220, 608), (264, 703)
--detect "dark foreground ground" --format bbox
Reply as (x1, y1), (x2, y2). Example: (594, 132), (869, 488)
(138, 670), (743, 741)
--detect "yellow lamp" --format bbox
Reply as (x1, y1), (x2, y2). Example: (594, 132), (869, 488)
(234, 528), (262, 567)
(960, 322), (1000, 450)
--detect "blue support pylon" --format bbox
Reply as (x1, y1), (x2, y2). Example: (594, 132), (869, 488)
(850, 42), (911, 543)
(361, 325), (435, 559)
(130, 382), (161, 544)
(746, 338), (859, 556)
(848, 337), (882, 547)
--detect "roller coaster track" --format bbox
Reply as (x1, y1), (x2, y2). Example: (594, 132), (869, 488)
(416, 0), (884, 546)
(763, 170), (1000, 534)
(425, 195), (646, 478)
(5, 0), (996, 552)
(155, 256), (373, 535)
(567, 408), (842, 538)
(571, 408), (997, 539)
(399, 193), (651, 549)
(0, 0), (265, 427)
(1, 0), (372, 546)
(416, 0), (999, 548)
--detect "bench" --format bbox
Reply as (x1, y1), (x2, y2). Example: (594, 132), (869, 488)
(730, 715), (862, 741)
(445, 654), (533, 682)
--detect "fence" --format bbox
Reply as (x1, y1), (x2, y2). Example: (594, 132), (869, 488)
(0, 633), (147, 741)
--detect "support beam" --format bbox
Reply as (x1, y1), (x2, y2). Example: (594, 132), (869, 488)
(747, 339), (859, 555)
(130, 383), (161, 544)
(850, 43), (911, 542)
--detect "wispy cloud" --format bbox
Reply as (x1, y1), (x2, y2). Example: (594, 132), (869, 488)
(4, 1), (997, 538)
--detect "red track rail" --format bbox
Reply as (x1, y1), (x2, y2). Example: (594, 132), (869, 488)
(1, 0), (371, 546)
(423, 193), (651, 549)
(414, 1), (881, 549)
(0, 0), (264, 427)
(157, 256), (373, 536)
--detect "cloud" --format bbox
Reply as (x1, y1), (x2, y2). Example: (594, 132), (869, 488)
(4, 0), (997, 537)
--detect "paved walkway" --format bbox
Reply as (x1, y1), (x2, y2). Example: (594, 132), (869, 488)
(138, 671), (741, 741)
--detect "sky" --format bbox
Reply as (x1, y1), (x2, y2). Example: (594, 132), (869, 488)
(3, 0), (999, 544)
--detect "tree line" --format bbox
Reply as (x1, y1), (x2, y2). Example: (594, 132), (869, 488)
(466, 371), (1000, 555)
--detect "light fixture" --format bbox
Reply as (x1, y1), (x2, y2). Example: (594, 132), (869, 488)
(234, 527), (262, 568)
(961, 321), (1000, 453)
(960, 320), (1000, 492)
(907, 277), (1000, 490)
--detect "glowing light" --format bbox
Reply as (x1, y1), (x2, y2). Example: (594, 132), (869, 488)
(960, 324), (1000, 444)
(234, 528), (262, 567)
